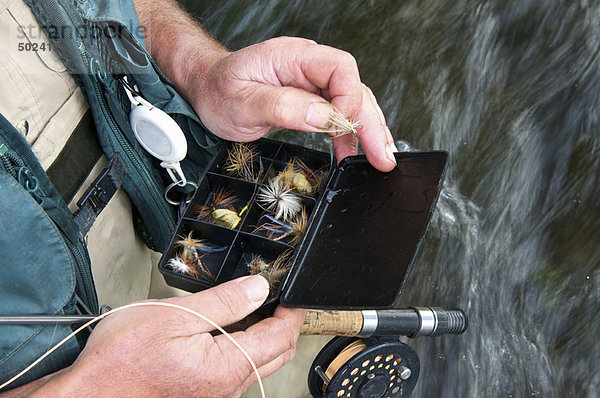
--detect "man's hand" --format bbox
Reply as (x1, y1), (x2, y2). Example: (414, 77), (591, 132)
(185, 37), (398, 172)
(18, 276), (305, 397)
(134, 0), (398, 172)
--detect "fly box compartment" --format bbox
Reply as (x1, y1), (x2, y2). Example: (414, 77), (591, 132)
(158, 138), (448, 310)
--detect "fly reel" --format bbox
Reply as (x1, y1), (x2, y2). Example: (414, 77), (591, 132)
(309, 336), (420, 398)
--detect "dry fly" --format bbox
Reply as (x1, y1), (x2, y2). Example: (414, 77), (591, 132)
(194, 187), (248, 229)
(253, 208), (307, 246)
(168, 232), (216, 281)
(247, 250), (292, 293)
(276, 158), (325, 196)
(315, 107), (361, 138)
(257, 179), (302, 221)
(224, 142), (263, 182)
(285, 208), (307, 245)
(167, 256), (199, 278)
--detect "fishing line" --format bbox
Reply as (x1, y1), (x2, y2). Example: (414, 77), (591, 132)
(0, 302), (266, 398)
(324, 339), (367, 381)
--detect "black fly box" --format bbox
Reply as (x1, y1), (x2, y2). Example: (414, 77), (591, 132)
(158, 138), (447, 310)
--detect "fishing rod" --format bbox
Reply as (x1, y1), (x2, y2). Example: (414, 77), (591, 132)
(0, 307), (467, 337)
(300, 307), (467, 337)
(0, 307), (468, 398)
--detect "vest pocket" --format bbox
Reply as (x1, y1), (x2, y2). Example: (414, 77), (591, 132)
(0, 171), (80, 389)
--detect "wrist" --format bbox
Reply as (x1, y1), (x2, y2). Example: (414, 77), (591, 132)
(133, 0), (230, 104)
(21, 367), (80, 397)
(172, 39), (230, 105)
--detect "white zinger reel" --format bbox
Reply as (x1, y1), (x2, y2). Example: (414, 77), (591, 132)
(121, 76), (188, 187)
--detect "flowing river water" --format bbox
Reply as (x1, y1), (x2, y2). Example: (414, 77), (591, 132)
(180, 1), (600, 397)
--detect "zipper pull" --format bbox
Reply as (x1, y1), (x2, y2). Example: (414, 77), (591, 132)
(0, 144), (45, 203)
(17, 167), (43, 202)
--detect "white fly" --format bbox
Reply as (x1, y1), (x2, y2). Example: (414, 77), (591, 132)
(257, 179), (302, 221)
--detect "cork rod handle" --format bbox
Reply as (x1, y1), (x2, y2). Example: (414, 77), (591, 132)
(300, 310), (363, 336)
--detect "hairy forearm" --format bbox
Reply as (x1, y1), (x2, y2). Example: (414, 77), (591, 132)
(132, 0), (229, 99)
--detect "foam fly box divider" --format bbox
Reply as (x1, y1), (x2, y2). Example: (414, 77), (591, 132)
(158, 138), (448, 310)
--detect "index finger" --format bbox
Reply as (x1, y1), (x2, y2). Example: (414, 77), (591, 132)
(355, 84), (398, 171)
(298, 43), (363, 117)
(332, 84), (397, 171)
(298, 45), (397, 171)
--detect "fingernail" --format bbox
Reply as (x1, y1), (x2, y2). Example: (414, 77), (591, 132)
(386, 143), (397, 165)
(386, 127), (399, 153)
(238, 275), (270, 303)
(306, 102), (333, 129)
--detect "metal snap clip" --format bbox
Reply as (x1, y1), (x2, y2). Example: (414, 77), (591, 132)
(164, 180), (198, 206)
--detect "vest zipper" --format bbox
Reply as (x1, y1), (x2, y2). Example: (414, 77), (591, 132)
(81, 49), (176, 248)
(68, 237), (98, 314)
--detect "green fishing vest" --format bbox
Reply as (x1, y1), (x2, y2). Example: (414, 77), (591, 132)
(0, 0), (220, 388)
(26, 0), (221, 251)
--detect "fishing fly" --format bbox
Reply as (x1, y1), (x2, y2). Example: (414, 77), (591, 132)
(224, 142), (263, 182)
(253, 208), (308, 246)
(257, 179), (302, 221)
(315, 107), (362, 138)
(275, 158), (325, 196)
(167, 232), (218, 282)
(194, 187), (249, 229)
(247, 250), (293, 294)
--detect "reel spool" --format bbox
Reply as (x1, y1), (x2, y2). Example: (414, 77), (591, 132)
(309, 336), (420, 398)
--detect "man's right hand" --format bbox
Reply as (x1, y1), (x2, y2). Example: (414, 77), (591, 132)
(10, 276), (305, 397)
(133, 0), (398, 173)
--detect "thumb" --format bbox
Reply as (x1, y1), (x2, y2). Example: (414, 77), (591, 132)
(166, 275), (270, 332)
(246, 84), (335, 133)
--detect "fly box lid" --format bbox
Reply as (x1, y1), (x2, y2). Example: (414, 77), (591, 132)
(158, 138), (448, 310)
